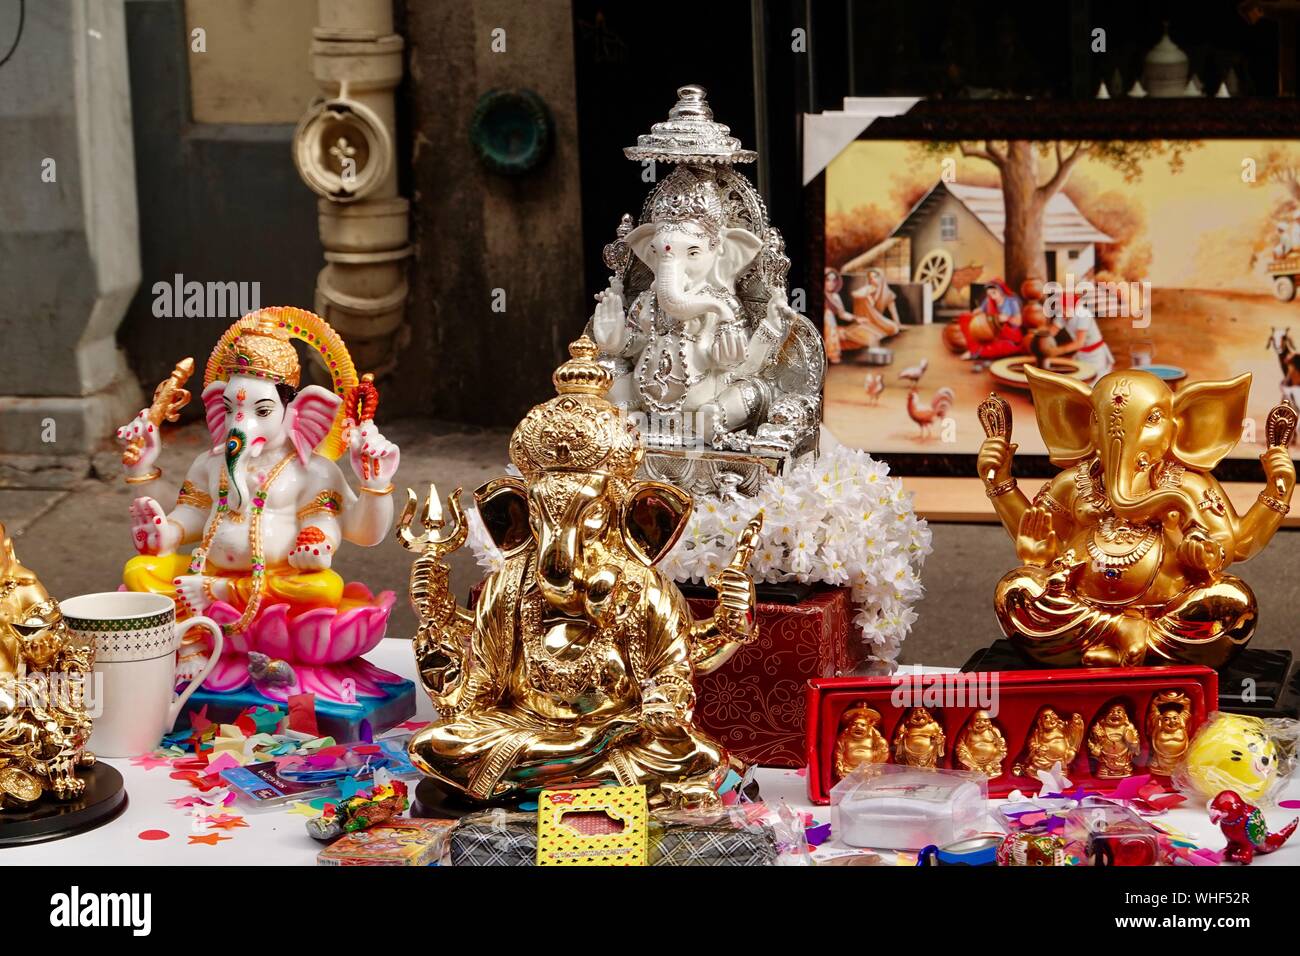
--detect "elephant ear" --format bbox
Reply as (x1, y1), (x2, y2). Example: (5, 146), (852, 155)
(713, 227), (763, 286)
(285, 385), (343, 466)
(1024, 365), (1096, 466)
(626, 222), (658, 267)
(1171, 373), (1251, 470)
(473, 477), (531, 557)
(201, 382), (227, 454)
(621, 481), (692, 566)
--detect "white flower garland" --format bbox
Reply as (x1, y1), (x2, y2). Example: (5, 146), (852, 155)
(465, 446), (930, 665)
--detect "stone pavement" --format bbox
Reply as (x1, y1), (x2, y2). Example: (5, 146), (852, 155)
(3, 420), (1298, 668)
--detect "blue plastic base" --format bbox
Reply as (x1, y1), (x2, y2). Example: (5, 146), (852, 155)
(178, 678), (417, 743)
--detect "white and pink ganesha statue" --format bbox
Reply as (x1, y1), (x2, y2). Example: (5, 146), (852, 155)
(115, 307), (412, 727)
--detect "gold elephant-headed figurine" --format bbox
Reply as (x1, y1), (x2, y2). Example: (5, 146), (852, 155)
(396, 336), (762, 810)
(978, 371), (1297, 668)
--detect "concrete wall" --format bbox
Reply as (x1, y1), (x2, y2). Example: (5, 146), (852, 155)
(396, 0), (585, 425)
(0, 0), (143, 484)
(184, 0), (318, 124)
(115, 0), (320, 419)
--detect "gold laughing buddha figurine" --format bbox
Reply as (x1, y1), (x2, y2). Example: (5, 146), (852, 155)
(955, 709), (1008, 778)
(1146, 690), (1192, 776)
(1013, 707), (1084, 778)
(0, 523), (95, 808)
(1087, 703), (1141, 778)
(396, 337), (761, 809)
(833, 701), (889, 780)
(978, 369), (1296, 668)
(893, 706), (946, 768)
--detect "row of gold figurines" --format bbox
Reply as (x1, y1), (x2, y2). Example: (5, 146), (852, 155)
(833, 690), (1194, 782)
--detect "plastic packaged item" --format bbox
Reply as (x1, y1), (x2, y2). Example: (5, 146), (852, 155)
(996, 827), (1079, 866)
(1173, 712), (1299, 803)
(830, 763), (988, 850)
(316, 818), (454, 866)
(1065, 801), (1161, 866)
(447, 809), (537, 866)
(994, 796), (1078, 832)
(649, 803), (782, 866)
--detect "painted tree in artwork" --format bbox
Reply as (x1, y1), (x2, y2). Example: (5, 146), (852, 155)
(915, 141), (1197, 291)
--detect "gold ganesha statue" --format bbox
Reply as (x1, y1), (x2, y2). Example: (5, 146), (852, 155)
(396, 336), (761, 809)
(979, 368), (1295, 668)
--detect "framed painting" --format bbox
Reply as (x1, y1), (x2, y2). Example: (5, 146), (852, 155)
(809, 100), (1300, 479)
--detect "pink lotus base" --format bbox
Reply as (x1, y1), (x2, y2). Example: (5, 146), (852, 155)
(195, 582), (402, 704)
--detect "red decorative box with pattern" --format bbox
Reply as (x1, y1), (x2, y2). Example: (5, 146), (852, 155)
(689, 586), (855, 768)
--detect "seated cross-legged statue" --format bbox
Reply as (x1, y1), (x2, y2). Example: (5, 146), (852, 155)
(397, 336), (762, 809)
(116, 308), (410, 725)
(980, 367), (1295, 668)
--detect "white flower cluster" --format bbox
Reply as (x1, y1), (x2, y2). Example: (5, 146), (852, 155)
(663, 445), (929, 664)
(464, 447), (930, 664)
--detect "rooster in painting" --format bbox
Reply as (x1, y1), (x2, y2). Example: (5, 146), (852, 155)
(906, 386), (955, 440)
(864, 373), (885, 405)
(1209, 790), (1298, 864)
(898, 358), (928, 386)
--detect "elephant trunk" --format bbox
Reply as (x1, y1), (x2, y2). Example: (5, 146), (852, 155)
(655, 256), (735, 325)
(537, 528), (621, 625)
(1104, 436), (1194, 525)
(224, 428), (250, 509)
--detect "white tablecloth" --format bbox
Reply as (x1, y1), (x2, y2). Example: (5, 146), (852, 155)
(4, 639), (1298, 865)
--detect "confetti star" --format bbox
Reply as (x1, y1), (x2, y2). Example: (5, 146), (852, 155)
(203, 814), (249, 831)
(130, 753), (174, 770)
(187, 833), (231, 846)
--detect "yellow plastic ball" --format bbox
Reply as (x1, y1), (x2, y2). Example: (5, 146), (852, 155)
(1184, 714), (1278, 802)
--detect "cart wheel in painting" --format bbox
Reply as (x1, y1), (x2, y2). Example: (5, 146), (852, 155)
(1275, 275), (1296, 302)
(914, 249), (954, 301)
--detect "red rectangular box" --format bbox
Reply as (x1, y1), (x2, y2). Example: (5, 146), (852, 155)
(690, 586), (855, 768)
(806, 665), (1218, 804)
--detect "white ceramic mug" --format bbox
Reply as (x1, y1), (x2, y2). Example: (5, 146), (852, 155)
(61, 591), (224, 758)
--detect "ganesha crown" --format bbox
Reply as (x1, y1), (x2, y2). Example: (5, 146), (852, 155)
(509, 336), (644, 479)
(209, 311), (302, 387)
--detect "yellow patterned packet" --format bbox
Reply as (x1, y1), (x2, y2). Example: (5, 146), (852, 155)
(536, 785), (648, 866)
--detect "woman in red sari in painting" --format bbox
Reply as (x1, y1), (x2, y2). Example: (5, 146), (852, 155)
(957, 278), (1025, 361)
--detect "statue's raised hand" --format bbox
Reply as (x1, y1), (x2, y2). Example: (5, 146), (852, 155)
(977, 436), (1017, 487)
(348, 420), (400, 489)
(709, 514), (762, 643)
(130, 497), (180, 556)
(590, 277), (626, 353)
(711, 325), (748, 369)
(116, 408), (161, 477)
(1015, 504), (1058, 567)
(1261, 446), (1296, 500)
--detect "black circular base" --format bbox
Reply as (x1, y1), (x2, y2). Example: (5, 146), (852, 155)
(411, 778), (519, 820)
(0, 763), (127, 847)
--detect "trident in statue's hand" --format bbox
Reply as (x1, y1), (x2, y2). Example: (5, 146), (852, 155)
(708, 512), (763, 645)
(397, 484), (468, 557)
